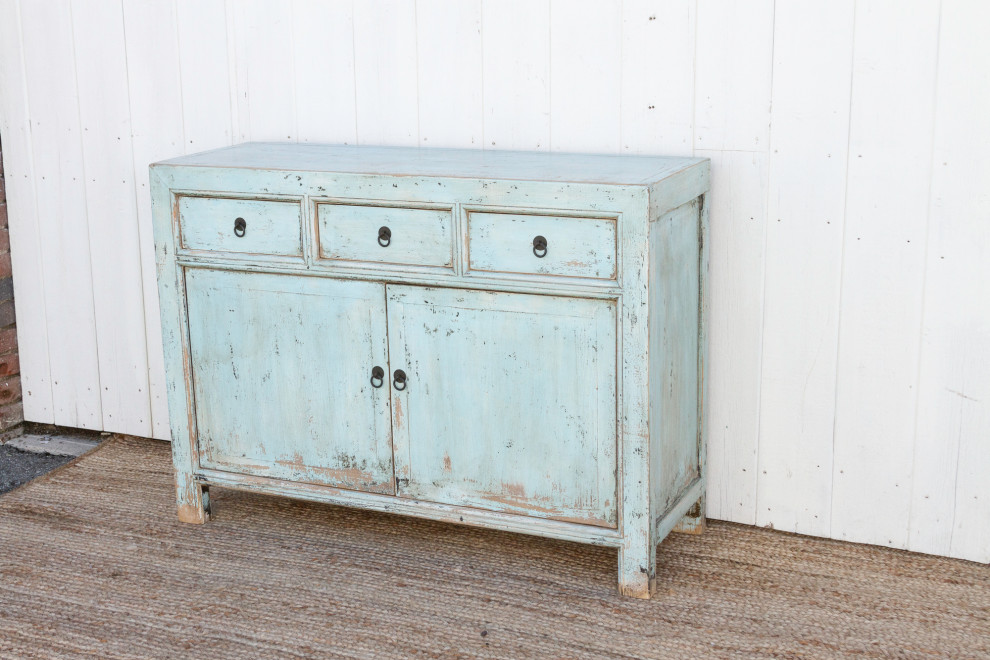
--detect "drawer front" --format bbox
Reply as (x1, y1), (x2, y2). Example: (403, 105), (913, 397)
(178, 196), (302, 256)
(467, 211), (617, 280)
(317, 203), (453, 268)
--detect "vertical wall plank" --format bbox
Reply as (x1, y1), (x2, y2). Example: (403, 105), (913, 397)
(416, 0), (483, 148)
(176, 0), (234, 152)
(694, 0), (774, 152)
(19, 0), (103, 429)
(755, 1), (856, 537)
(481, 0), (550, 151)
(699, 149), (768, 525)
(72, 0), (152, 436)
(549, 0), (621, 153)
(831, 0), (941, 549)
(353, 0), (419, 146)
(0, 0), (54, 422)
(291, 0), (357, 145)
(620, 0), (695, 156)
(911, 0), (990, 564)
(692, 0), (774, 526)
(123, 0), (185, 440)
(230, 0), (297, 142)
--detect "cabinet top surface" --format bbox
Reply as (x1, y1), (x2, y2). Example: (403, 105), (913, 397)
(154, 142), (706, 186)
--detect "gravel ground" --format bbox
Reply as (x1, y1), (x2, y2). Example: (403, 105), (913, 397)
(0, 444), (75, 494)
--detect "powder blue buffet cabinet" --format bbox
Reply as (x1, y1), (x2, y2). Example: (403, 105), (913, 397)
(150, 143), (710, 599)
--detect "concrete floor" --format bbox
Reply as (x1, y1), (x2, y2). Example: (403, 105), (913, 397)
(0, 430), (104, 494)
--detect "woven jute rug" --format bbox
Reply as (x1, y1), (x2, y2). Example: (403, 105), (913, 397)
(0, 437), (987, 659)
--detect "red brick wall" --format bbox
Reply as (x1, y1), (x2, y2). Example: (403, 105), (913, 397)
(0, 140), (23, 434)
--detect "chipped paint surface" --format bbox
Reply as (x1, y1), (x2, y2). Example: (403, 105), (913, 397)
(178, 196), (303, 256)
(650, 200), (702, 514)
(150, 143), (709, 599)
(387, 285), (618, 528)
(184, 268), (394, 494)
(316, 202), (454, 268)
(466, 211), (618, 280)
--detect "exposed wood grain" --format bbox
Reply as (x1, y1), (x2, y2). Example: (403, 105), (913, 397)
(178, 196), (303, 257)
(387, 285), (617, 527)
(163, 142), (702, 185)
(150, 143), (708, 598)
(650, 200), (700, 515)
(317, 203), (453, 269)
(186, 269), (393, 493)
(149, 165), (202, 520)
(197, 466), (623, 548)
(467, 211), (617, 280)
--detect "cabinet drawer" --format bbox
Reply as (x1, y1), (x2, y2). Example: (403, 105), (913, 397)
(178, 196), (302, 257)
(317, 203), (453, 269)
(467, 211), (617, 280)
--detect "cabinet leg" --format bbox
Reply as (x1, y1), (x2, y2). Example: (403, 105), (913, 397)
(618, 537), (657, 599)
(672, 495), (706, 535)
(176, 475), (212, 524)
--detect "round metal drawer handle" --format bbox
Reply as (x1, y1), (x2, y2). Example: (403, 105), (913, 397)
(234, 217), (247, 237)
(532, 235), (548, 258)
(370, 366), (385, 388)
(392, 368), (407, 391)
(378, 226), (391, 247)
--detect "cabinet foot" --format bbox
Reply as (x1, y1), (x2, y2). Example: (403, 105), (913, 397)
(618, 539), (657, 599)
(176, 483), (212, 524)
(672, 496), (706, 535)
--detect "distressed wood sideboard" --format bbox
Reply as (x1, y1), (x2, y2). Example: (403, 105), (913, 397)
(150, 143), (710, 599)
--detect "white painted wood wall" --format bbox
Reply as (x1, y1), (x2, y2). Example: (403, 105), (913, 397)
(0, 0), (986, 564)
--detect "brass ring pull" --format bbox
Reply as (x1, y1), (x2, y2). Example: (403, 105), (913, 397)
(392, 369), (407, 391)
(234, 217), (247, 237)
(370, 366), (385, 388)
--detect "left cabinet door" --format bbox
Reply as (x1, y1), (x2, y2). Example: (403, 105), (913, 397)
(184, 269), (394, 494)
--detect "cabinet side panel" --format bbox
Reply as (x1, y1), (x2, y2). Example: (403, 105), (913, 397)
(650, 199), (701, 516)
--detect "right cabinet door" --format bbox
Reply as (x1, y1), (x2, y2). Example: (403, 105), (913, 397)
(386, 285), (617, 528)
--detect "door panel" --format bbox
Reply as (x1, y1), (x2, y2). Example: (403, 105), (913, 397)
(387, 285), (617, 527)
(185, 269), (393, 493)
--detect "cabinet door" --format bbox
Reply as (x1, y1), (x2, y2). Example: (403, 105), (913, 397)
(387, 286), (617, 527)
(185, 269), (393, 494)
